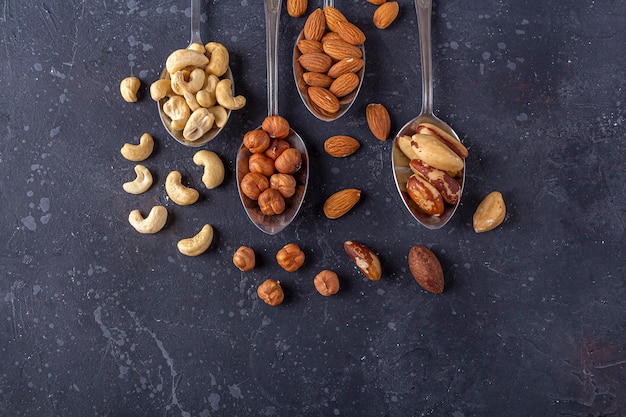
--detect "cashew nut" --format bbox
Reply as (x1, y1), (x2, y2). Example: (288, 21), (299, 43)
(120, 133), (154, 161)
(188, 42), (205, 54)
(183, 91), (201, 112)
(166, 49), (209, 74)
(165, 171), (199, 205)
(193, 150), (225, 189)
(163, 96), (191, 131)
(171, 68), (206, 95)
(128, 206), (168, 234)
(206, 105), (229, 128)
(177, 224), (214, 256)
(205, 42), (229, 77)
(120, 76), (141, 102)
(123, 164), (153, 194)
(215, 79), (246, 110)
(195, 74), (219, 108)
(183, 108), (215, 142)
(150, 79), (173, 101)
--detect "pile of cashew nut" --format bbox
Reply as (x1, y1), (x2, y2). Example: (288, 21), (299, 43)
(150, 42), (246, 142)
(120, 133), (225, 256)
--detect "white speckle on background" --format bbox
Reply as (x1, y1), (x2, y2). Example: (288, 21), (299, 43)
(497, 42), (507, 50)
(21, 215), (37, 231)
(507, 60), (516, 70)
(50, 67), (66, 79)
(50, 127), (61, 137)
(228, 384), (243, 399)
(34, 63), (43, 71)
(517, 113), (528, 121)
(450, 41), (459, 50)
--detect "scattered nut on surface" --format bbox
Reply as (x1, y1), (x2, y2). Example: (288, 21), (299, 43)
(123, 164), (153, 195)
(120, 133), (154, 162)
(323, 188), (361, 219)
(324, 135), (360, 157)
(344, 241), (382, 281)
(233, 246), (256, 271)
(165, 171), (199, 206)
(128, 206), (168, 234)
(287, 0), (307, 17)
(473, 191), (506, 233)
(408, 245), (444, 294)
(366, 103), (391, 141)
(120, 76), (141, 102)
(257, 279), (284, 306)
(276, 243), (305, 272)
(177, 224), (214, 256)
(373, 1), (399, 29)
(314, 270), (340, 296)
(193, 150), (225, 189)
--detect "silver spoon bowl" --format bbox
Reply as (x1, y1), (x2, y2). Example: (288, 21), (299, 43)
(236, 0), (309, 235)
(392, 0), (466, 229)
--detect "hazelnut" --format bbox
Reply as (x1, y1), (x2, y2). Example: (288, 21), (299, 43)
(276, 243), (305, 272)
(270, 173), (296, 198)
(314, 270), (340, 296)
(274, 148), (302, 174)
(257, 279), (284, 306)
(258, 188), (286, 216)
(233, 246), (255, 271)
(240, 172), (269, 200)
(262, 115), (290, 139)
(248, 153), (276, 177)
(243, 129), (271, 153)
(265, 139), (290, 160)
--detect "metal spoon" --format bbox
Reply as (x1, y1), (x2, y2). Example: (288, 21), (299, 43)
(157, 0), (234, 147)
(292, 0), (365, 121)
(236, 0), (309, 235)
(391, 0), (466, 229)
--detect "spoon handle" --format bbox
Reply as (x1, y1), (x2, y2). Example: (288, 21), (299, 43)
(189, 0), (202, 45)
(324, 0), (334, 8)
(265, 0), (282, 117)
(415, 0), (433, 116)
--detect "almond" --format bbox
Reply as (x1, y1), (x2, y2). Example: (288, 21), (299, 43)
(297, 39), (324, 54)
(298, 52), (333, 73)
(321, 31), (343, 43)
(304, 8), (325, 41)
(287, 0), (307, 17)
(410, 134), (464, 172)
(473, 191), (506, 233)
(329, 72), (359, 97)
(373, 1), (399, 29)
(324, 135), (360, 157)
(322, 6), (347, 32)
(335, 20), (366, 45)
(308, 86), (340, 114)
(327, 57), (364, 78)
(367, 0), (386, 4)
(323, 188), (361, 219)
(366, 103), (391, 141)
(322, 39), (363, 61)
(303, 72), (334, 88)
(408, 245), (444, 294)
(406, 174), (445, 216)
(344, 241), (382, 281)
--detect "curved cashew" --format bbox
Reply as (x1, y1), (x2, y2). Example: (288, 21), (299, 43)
(150, 79), (173, 101)
(165, 49), (209, 74)
(183, 108), (215, 142)
(177, 224), (214, 256)
(171, 68), (206, 95)
(193, 150), (224, 189)
(188, 42), (205, 54)
(215, 79), (246, 110)
(120, 133), (154, 161)
(206, 105), (229, 128)
(163, 96), (190, 131)
(165, 171), (199, 206)
(195, 74), (219, 108)
(120, 76), (141, 102)
(128, 206), (168, 234)
(205, 42), (229, 77)
(183, 91), (201, 112)
(123, 164), (153, 194)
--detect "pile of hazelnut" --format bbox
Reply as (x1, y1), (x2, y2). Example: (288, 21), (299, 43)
(240, 115), (303, 216)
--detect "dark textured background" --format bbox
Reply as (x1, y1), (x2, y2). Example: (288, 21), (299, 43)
(1, 0), (625, 416)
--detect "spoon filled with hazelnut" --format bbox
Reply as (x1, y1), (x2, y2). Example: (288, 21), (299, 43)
(152, 0), (246, 147)
(236, 0), (309, 235)
(293, 0), (366, 121)
(391, 0), (468, 229)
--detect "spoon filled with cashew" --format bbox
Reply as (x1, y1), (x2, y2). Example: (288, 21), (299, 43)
(236, 0), (309, 235)
(151, 0), (246, 147)
(292, 0), (366, 121)
(391, 0), (468, 229)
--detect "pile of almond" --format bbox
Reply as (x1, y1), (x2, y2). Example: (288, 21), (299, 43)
(397, 123), (469, 217)
(294, 7), (365, 119)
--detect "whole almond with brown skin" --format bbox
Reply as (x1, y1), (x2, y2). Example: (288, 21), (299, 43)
(366, 103), (391, 141)
(321, 31), (343, 43)
(408, 245), (444, 294)
(287, 0), (307, 17)
(324, 135), (360, 157)
(373, 1), (399, 29)
(335, 20), (366, 45)
(329, 72), (359, 98)
(323, 188), (361, 219)
(406, 174), (445, 216)
(328, 57), (364, 78)
(308, 86), (341, 114)
(323, 39), (363, 61)
(344, 241), (382, 281)
(298, 52), (333, 73)
(304, 8), (325, 41)
(367, 0), (386, 4)
(323, 6), (347, 32)
(297, 39), (324, 54)
(303, 72), (334, 88)
(473, 191), (506, 233)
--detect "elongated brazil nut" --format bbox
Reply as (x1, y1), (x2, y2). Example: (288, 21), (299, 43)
(417, 122), (468, 159)
(406, 174), (445, 216)
(409, 160), (461, 205)
(344, 241), (382, 281)
(410, 134), (464, 173)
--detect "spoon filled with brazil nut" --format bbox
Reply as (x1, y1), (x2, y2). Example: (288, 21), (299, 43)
(151, 0), (246, 147)
(293, 0), (366, 121)
(392, 0), (469, 230)
(236, 0), (309, 235)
